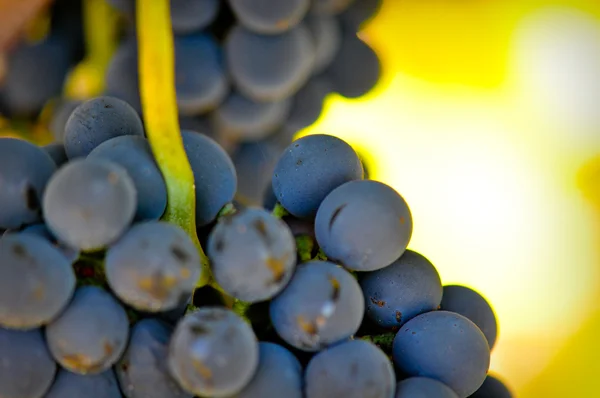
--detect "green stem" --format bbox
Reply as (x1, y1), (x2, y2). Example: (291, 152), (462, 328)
(136, 0), (211, 287)
(296, 235), (314, 262)
(360, 332), (396, 353)
(272, 203), (289, 219)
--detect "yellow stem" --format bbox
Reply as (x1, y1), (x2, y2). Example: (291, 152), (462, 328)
(136, 0), (211, 287)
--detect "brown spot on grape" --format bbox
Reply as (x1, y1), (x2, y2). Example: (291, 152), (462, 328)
(395, 311), (402, 323)
(12, 243), (27, 257)
(32, 284), (44, 300)
(265, 256), (286, 284)
(399, 216), (406, 224)
(297, 315), (317, 335)
(329, 276), (341, 302)
(107, 172), (119, 184)
(296, 159), (303, 166)
(192, 359), (213, 384)
(103, 341), (114, 356)
(370, 297), (385, 307)
(138, 273), (178, 300)
(120, 361), (129, 372)
(190, 324), (210, 335)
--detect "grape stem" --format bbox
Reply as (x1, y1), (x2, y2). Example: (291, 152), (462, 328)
(360, 332), (396, 353)
(136, 0), (211, 287)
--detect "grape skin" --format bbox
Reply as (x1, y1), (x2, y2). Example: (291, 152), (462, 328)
(269, 261), (364, 351)
(311, 0), (356, 16)
(0, 138), (57, 229)
(43, 158), (137, 251)
(168, 307), (259, 397)
(45, 369), (122, 398)
(469, 375), (513, 398)
(175, 34), (229, 116)
(440, 285), (499, 350)
(181, 131), (237, 226)
(49, 99), (82, 142)
(272, 134), (363, 218)
(327, 32), (381, 98)
(360, 249), (443, 329)
(315, 180), (412, 271)
(228, 0), (310, 35)
(225, 24), (315, 101)
(0, 327), (56, 398)
(233, 140), (283, 206)
(20, 223), (80, 263)
(117, 319), (192, 398)
(339, 0), (383, 30)
(392, 311), (491, 398)
(105, 37), (141, 113)
(212, 91), (292, 142)
(0, 234), (75, 330)
(306, 15), (341, 74)
(46, 286), (130, 375)
(305, 339), (395, 398)
(105, 221), (201, 312)
(63, 96), (145, 159)
(283, 76), (331, 132)
(88, 135), (167, 221)
(44, 143), (69, 167)
(207, 208), (297, 302)
(395, 377), (458, 398)
(224, 342), (303, 398)
(171, 0), (221, 34)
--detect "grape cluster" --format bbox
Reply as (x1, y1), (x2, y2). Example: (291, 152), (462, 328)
(0, 1), (514, 398)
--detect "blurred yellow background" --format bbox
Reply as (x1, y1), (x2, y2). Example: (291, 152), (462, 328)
(301, 0), (600, 396)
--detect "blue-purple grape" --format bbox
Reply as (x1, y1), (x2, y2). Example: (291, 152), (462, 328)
(395, 377), (458, 398)
(0, 327), (56, 398)
(207, 208), (296, 302)
(171, 0), (221, 33)
(0, 234), (75, 329)
(117, 319), (191, 398)
(0, 138), (56, 229)
(88, 135), (167, 221)
(105, 221), (201, 312)
(46, 286), (130, 374)
(307, 15), (341, 74)
(339, 0), (383, 30)
(43, 158), (137, 251)
(311, 0), (356, 15)
(269, 261), (364, 351)
(440, 285), (498, 350)
(20, 223), (80, 263)
(469, 375), (513, 398)
(273, 134), (363, 218)
(305, 339), (395, 398)
(45, 369), (122, 398)
(392, 311), (490, 398)
(168, 307), (259, 397)
(360, 250), (442, 329)
(44, 143), (68, 167)
(225, 342), (303, 398)
(181, 131), (237, 226)
(315, 180), (412, 271)
(228, 0), (310, 34)
(63, 96), (144, 159)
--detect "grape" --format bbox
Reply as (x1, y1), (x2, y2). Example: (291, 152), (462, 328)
(225, 24), (315, 101)
(0, 234), (75, 329)
(64, 96), (145, 159)
(392, 311), (490, 398)
(315, 180), (412, 271)
(44, 143), (69, 167)
(171, 0), (221, 33)
(311, 0), (356, 16)
(21, 223), (80, 263)
(43, 158), (137, 251)
(105, 221), (201, 312)
(327, 32), (380, 98)
(273, 134), (363, 218)
(45, 369), (122, 398)
(105, 37), (141, 113)
(225, 342), (303, 398)
(307, 16), (341, 74)
(207, 208), (296, 302)
(233, 140), (282, 206)
(339, 0), (383, 30)
(395, 377), (458, 398)
(440, 285), (498, 350)
(46, 286), (129, 374)
(305, 339), (395, 398)
(168, 307), (259, 397)
(0, 36), (71, 118)
(49, 99), (82, 142)
(181, 131), (237, 226)
(283, 76), (331, 131)
(117, 319), (192, 398)
(269, 261), (364, 351)
(0, 138), (57, 229)
(360, 250), (443, 329)
(228, 0), (310, 34)
(469, 375), (513, 398)
(179, 115), (213, 136)
(0, 327), (56, 398)
(212, 91), (292, 141)
(175, 34), (228, 115)
(88, 136), (167, 221)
